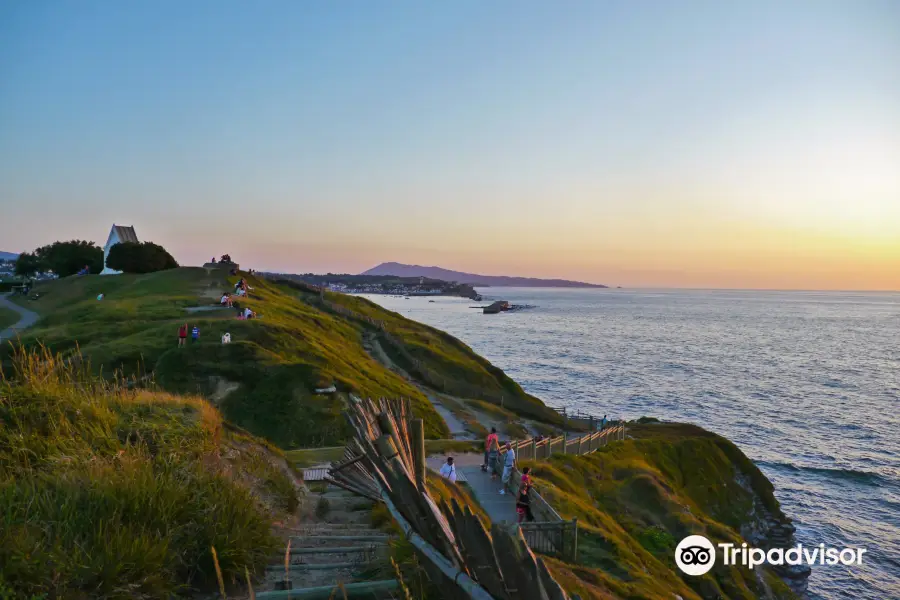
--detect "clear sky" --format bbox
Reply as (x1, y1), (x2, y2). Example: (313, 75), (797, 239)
(1, 1), (898, 289)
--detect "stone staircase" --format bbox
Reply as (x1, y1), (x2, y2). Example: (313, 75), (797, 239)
(255, 485), (399, 599)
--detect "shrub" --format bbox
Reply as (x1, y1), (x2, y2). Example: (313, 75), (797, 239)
(315, 496), (331, 519)
(107, 241), (178, 274)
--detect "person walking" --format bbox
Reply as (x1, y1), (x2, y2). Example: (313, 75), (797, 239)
(600, 414), (608, 430)
(516, 467), (535, 523)
(177, 323), (188, 347)
(191, 325), (200, 344)
(485, 427), (500, 477)
(499, 441), (516, 495)
(439, 457), (457, 482)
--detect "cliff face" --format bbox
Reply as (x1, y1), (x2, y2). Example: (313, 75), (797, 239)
(527, 422), (807, 600)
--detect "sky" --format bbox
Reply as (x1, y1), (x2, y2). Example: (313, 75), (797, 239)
(1, 1), (898, 290)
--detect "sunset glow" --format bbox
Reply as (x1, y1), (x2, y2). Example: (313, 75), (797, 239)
(1, 1), (898, 290)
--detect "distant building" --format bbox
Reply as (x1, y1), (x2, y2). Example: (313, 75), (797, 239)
(101, 225), (139, 275)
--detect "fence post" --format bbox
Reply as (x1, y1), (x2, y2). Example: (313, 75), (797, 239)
(531, 438), (537, 461)
(411, 419), (426, 492)
(562, 432), (567, 455)
(571, 518), (578, 562)
(577, 435), (584, 455)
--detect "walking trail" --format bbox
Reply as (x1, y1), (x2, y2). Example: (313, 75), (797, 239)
(0, 293), (39, 342)
(427, 454), (520, 525)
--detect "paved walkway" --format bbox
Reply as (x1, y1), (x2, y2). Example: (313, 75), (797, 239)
(0, 293), (39, 342)
(427, 453), (519, 524)
(459, 464), (519, 525)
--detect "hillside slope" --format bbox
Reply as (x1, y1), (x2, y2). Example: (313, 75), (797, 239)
(0, 348), (300, 598)
(362, 262), (607, 288)
(532, 422), (804, 600)
(4, 267), (557, 447)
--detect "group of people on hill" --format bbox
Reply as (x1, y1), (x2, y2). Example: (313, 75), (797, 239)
(439, 426), (535, 523)
(177, 323), (234, 346)
(177, 323), (201, 347)
(234, 278), (252, 297)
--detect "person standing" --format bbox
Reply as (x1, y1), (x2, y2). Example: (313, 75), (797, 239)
(516, 467), (535, 523)
(191, 325), (200, 344)
(177, 323), (188, 347)
(439, 457), (457, 482)
(499, 441), (516, 495)
(600, 414), (608, 430)
(485, 427), (500, 477)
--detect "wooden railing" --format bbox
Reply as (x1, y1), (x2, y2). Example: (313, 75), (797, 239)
(520, 520), (578, 561)
(509, 425), (625, 463)
(485, 425), (625, 561)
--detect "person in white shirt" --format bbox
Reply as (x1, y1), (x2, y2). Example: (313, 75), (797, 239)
(499, 441), (516, 494)
(439, 457), (457, 482)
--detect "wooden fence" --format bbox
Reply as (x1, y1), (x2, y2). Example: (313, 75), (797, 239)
(484, 425), (625, 561)
(327, 398), (572, 600)
(509, 425), (626, 463)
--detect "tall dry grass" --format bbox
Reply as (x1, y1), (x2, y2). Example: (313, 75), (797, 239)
(0, 346), (278, 599)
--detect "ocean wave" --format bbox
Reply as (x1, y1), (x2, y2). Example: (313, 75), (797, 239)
(756, 461), (887, 486)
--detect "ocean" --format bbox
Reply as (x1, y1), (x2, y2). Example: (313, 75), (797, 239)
(361, 288), (900, 599)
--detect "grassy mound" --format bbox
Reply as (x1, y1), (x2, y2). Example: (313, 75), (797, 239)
(5, 268), (485, 446)
(526, 422), (798, 599)
(0, 348), (299, 599)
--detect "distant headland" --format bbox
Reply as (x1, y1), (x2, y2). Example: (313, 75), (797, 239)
(362, 262), (607, 288)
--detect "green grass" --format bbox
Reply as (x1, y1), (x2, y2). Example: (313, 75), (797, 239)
(286, 439), (481, 469)
(317, 291), (562, 425)
(0, 306), (18, 331)
(3, 268), (478, 447)
(285, 446), (346, 468)
(523, 422), (798, 600)
(0, 347), (296, 598)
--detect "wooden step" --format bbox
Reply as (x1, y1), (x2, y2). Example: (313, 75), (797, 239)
(256, 579), (399, 599)
(266, 561), (363, 571)
(289, 534), (390, 545)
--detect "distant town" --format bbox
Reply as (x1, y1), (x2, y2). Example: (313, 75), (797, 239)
(265, 273), (482, 300)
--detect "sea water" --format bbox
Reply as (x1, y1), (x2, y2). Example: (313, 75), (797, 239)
(361, 288), (900, 599)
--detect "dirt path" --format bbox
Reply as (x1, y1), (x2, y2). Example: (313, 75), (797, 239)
(0, 293), (39, 342)
(361, 331), (543, 441)
(363, 332), (474, 438)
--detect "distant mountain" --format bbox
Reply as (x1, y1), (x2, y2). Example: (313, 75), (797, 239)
(361, 262), (606, 288)
(0, 251), (19, 261)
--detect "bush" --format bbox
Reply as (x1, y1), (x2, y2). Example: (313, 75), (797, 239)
(315, 496), (331, 519)
(16, 240), (103, 277)
(107, 241), (178, 274)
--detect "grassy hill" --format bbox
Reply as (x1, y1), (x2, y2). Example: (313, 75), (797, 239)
(525, 422), (800, 600)
(0, 347), (299, 598)
(3, 267), (557, 448)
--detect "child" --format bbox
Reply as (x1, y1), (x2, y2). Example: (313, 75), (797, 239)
(516, 467), (535, 523)
(191, 325), (200, 344)
(177, 323), (188, 347)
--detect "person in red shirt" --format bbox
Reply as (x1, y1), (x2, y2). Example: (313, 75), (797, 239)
(178, 323), (188, 347)
(484, 427), (500, 478)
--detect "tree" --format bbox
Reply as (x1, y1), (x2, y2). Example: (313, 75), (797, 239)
(16, 241), (103, 277)
(14, 251), (43, 276)
(106, 241), (178, 274)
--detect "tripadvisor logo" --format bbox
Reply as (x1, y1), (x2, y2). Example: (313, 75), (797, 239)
(675, 535), (716, 576)
(675, 535), (867, 576)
